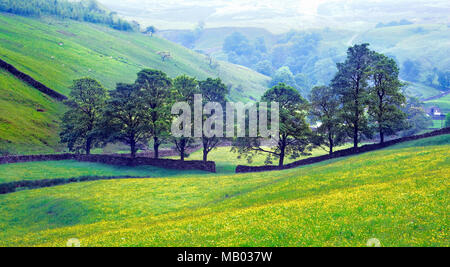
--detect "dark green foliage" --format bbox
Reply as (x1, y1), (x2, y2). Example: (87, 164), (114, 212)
(199, 78), (229, 162)
(136, 69), (174, 159)
(446, 114), (450, 127)
(172, 75), (200, 161)
(0, 0), (133, 31)
(310, 86), (346, 154)
(102, 83), (151, 158)
(332, 44), (373, 148)
(368, 53), (407, 143)
(233, 83), (312, 167)
(60, 78), (107, 154)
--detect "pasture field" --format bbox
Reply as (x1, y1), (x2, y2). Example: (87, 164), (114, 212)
(0, 13), (269, 101)
(0, 135), (448, 247)
(0, 69), (66, 154)
(0, 160), (205, 184)
(172, 143), (354, 173)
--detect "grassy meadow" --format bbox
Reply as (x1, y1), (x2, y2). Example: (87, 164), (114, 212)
(170, 143), (354, 174)
(0, 135), (448, 247)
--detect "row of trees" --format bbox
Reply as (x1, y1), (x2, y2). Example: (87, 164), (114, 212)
(61, 44), (427, 167)
(0, 0), (133, 31)
(234, 44), (413, 166)
(60, 71), (229, 162)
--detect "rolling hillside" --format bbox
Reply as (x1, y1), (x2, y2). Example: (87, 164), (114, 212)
(0, 134), (448, 246)
(162, 24), (450, 100)
(0, 13), (270, 154)
(0, 13), (269, 100)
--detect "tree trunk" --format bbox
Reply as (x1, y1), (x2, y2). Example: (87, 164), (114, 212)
(202, 138), (209, 162)
(278, 142), (286, 167)
(85, 138), (92, 155)
(154, 137), (160, 159)
(380, 130), (385, 144)
(180, 139), (186, 161)
(353, 124), (358, 148)
(130, 139), (136, 159)
(329, 133), (334, 155)
(278, 151), (285, 167)
(379, 91), (385, 144)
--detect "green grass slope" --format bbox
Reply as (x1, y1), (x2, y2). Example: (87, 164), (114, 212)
(0, 135), (448, 247)
(0, 13), (269, 102)
(0, 69), (66, 154)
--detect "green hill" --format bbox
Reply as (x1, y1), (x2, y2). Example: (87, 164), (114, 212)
(0, 13), (270, 154)
(0, 69), (66, 154)
(0, 134), (448, 246)
(164, 24), (450, 100)
(0, 13), (269, 100)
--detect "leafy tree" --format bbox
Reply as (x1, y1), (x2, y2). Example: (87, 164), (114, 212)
(60, 78), (107, 154)
(332, 43), (373, 148)
(199, 78), (229, 162)
(400, 97), (432, 137)
(310, 86), (346, 155)
(136, 69), (173, 159)
(102, 83), (151, 158)
(234, 83), (312, 167)
(172, 75), (200, 161)
(368, 53), (407, 143)
(446, 113), (450, 128)
(270, 66), (297, 88)
(144, 25), (157, 36)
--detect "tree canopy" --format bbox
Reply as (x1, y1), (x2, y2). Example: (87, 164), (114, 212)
(60, 78), (107, 154)
(0, 0), (133, 31)
(233, 83), (312, 167)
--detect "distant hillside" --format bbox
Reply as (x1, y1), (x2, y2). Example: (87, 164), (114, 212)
(159, 27), (279, 59)
(162, 24), (450, 101)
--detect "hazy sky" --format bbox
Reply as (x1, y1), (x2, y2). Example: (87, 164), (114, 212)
(97, 0), (450, 31)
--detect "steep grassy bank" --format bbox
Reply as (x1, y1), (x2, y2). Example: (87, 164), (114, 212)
(0, 13), (269, 101)
(0, 69), (66, 154)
